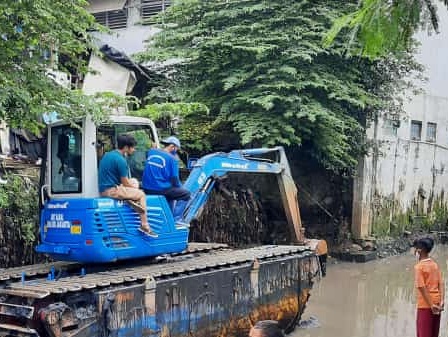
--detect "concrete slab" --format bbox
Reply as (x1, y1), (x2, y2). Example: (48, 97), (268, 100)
(333, 251), (377, 263)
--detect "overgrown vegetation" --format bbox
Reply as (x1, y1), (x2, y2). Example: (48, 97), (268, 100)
(0, 173), (41, 267)
(138, 0), (421, 172)
(132, 102), (213, 152)
(0, 0), (119, 132)
(371, 195), (448, 237)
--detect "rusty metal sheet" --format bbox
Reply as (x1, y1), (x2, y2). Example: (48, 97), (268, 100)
(0, 303), (34, 319)
(0, 323), (39, 337)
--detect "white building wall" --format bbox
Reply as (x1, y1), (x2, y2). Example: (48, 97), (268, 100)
(89, 0), (162, 56)
(352, 6), (448, 238)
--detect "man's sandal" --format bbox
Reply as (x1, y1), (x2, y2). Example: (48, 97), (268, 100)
(126, 200), (145, 213)
(138, 224), (158, 238)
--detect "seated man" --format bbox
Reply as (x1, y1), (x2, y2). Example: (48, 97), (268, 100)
(98, 134), (157, 237)
(142, 136), (191, 214)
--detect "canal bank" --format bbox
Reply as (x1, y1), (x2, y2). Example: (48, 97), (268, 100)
(297, 245), (448, 337)
(330, 231), (448, 263)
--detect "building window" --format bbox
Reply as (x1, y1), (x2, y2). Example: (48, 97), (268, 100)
(93, 9), (128, 30)
(383, 119), (399, 137)
(426, 122), (437, 143)
(141, 0), (171, 23)
(410, 120), (422, 141)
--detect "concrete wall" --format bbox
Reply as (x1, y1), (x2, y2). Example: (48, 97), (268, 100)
(89, 0), (161, 56)
(352, 6), (448, 238)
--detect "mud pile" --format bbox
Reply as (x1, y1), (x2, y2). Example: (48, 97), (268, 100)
(190, 180), (291, 246)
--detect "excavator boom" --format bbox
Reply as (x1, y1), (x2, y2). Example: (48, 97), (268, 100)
(179, 147), (304, 242)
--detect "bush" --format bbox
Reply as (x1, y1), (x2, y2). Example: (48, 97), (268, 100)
(0, 172), (41, 267)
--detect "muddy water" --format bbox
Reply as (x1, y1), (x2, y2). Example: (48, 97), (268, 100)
(295, 246), (448, 337)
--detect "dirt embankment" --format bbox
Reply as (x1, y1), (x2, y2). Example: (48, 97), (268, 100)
(329, 230), (448, 263)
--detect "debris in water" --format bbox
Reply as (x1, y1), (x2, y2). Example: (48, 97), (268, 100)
(298, 315), (321, 329)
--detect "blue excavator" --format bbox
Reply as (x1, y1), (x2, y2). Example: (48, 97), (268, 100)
(0, 115), (328, 337)
(36, 115), (325, 264)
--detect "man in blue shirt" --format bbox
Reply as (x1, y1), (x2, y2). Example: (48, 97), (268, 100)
(99, 134), (157, 237)
(142, 136), (191, 211)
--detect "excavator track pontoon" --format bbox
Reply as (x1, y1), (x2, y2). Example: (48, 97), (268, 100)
(0, 244), (320, 337)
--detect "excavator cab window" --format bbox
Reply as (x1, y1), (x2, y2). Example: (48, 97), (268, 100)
(97, 124), (155, 181)
(50, 124), (82, 194)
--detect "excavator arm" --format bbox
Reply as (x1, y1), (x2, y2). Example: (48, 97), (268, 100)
(178, 147), (304, 243)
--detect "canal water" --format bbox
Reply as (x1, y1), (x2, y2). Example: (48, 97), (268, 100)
(296, 246), (448, 337)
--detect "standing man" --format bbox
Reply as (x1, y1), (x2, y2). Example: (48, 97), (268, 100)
(98, 134), (157, 237)
(142, 136), (191, 213)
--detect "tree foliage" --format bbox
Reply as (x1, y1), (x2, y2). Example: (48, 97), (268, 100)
(0, 0), (114, 132)
(0, 173), (41, 267)
(132, 102), (213, 152)
(324, 0), (448, 58)
(138, 0), (420, 171)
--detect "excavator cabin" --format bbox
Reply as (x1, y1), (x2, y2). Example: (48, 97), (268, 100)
(44, 116), (159, 198)
(37, 116), (192, 262)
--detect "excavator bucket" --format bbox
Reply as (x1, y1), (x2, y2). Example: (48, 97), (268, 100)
(185, 147), (327, 276)
(188, 147), (304, 245)
(275, 147), (305, 243)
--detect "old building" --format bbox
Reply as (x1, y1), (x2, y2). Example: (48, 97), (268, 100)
(88, 0), (170, 55)
(352, 8), (448, 238)
(0, 0), (167, 158)
(82, 0), (169, 116)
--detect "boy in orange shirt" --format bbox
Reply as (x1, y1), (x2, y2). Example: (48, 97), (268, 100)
(414, 237), (445, 337)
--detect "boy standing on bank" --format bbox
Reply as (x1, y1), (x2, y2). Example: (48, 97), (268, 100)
(414, 237), (444, 337)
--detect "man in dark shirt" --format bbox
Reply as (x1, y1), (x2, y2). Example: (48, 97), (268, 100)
(98, 134), (157, 237)
(142, 136), (190, 212)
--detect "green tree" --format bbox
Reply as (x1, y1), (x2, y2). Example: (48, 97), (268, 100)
(138, 0), (419, 172)
(132, 102), (212, 152)
(0, 0), (114, 132)
(324, 0), (448, 58)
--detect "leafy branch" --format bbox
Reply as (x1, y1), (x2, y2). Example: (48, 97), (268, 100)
(324, 0), (448, 58)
